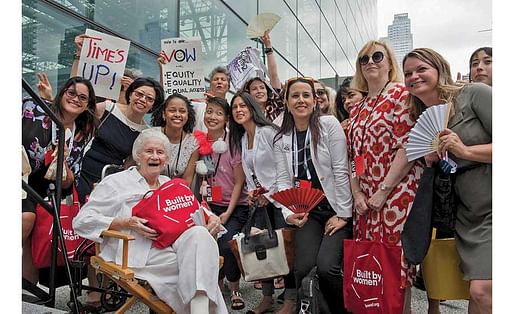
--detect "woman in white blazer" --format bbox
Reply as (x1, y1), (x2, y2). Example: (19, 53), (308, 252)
(274, 77), (353, 314)
(228, 91), (296, 314)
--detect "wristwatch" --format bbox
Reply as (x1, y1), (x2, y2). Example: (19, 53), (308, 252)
(338, 216), (351, 222)
(264, 47), (273, 54)
(379, 183), (392, 192)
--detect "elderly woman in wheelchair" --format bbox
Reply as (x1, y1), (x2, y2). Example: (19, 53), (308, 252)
(73, 129), (228, 314)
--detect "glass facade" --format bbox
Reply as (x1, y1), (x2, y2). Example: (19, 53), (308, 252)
(22, 0), (377, 93)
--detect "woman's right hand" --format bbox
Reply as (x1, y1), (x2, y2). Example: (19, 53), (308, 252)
(286, 212), (309, 228)
(353, 191), (369, 215)
(126, 216), (158, 240)
(36, 72), (53, 101)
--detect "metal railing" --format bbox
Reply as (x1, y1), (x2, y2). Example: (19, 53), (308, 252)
(21, 78), (80, 313)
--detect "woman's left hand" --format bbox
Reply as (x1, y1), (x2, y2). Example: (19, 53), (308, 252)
(206, 214), (222, 238)
(324, 215), (347, 236)
(438, 128), (468, 159)
(367, 190), (389, 211)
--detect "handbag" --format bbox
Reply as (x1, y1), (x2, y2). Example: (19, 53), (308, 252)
(343, 220), (404, 313)
(401, 166), (434, 265)
(131, 178), (207, 249)
(32, 185), (83, 268)
(432, 167), (457, 234)
(422, 229), (470, 300)
(298, 266), (331, 314)
(228, 204), (295, 282)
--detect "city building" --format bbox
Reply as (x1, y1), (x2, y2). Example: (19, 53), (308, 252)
(386, 13), (413, 67)
(22, 0), (377, 93)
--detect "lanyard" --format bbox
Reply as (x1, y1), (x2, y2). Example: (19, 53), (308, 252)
(292, 128), (311, 180)
(211, 130), (227, 180)
(51, 121), (75, 157)
(348, 81), (389, 159)
(166, 130), (183, 177)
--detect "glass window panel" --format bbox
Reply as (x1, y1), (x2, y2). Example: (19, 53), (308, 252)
(22, 0), (163, 97)
(179, 0), (255, 87)
(223, 0), (256, 23)
(259, 0), (298, 82)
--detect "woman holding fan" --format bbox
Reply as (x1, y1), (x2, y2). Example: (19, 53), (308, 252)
(274, 76), (353, 314)
(347, 40), (423, 313)
(403, 48), (492, 313)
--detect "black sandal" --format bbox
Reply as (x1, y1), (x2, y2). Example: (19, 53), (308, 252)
(231, 291), (245, 310)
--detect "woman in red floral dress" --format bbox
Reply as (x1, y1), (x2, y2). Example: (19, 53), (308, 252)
(347, 40), (423, 313)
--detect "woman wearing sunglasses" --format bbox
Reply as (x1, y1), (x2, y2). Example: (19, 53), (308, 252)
(347, 40), (423, 313)
(403, 48), (492, 313)
(22, 76), (98, 284)
(77, 77), (165, 203)
(228, 91), (296, 314)
(274, 77), (353, 314)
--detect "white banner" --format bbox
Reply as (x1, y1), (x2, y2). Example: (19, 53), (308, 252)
(77, 29), (130, 100)
(161, 37), (205, 99)
(227, 47), (268, 90)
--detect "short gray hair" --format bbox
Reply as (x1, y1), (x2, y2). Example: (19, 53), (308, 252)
(132, 128), (172, 164)
(208, 66), (231, 83)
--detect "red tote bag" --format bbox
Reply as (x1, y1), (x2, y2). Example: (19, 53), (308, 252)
(32, 186), (84, 269)
(343, 222), (405, 313)
(131, 178), (208, 249)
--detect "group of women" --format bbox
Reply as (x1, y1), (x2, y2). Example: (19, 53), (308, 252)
(22, 30), (492, 314)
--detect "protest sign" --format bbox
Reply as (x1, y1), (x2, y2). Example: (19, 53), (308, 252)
(77, 29), (130, 100)
(227, 47), (268, 90)
(161, 37), (205, 99)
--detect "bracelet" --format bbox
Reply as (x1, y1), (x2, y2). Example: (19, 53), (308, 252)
(73, 54), (80, 60)
(338, 216), (351, 222)
(264, 47), (273, 54)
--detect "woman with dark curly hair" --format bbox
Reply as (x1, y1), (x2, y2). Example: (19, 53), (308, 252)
(151, 93), (199, 186)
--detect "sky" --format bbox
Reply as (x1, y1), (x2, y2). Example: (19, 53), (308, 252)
(377, 0), (492, 78)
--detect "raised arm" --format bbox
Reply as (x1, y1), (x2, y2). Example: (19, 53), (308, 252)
(70, 34), (86, 77)
(261, 30), (281, 90)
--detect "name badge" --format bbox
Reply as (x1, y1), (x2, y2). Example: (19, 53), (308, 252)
(294, 179), (312, 189)
(352, 155), (365, 178)
(211, 185), (222, 202)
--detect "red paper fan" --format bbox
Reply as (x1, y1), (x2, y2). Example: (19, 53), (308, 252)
(271, 187), (325, 213)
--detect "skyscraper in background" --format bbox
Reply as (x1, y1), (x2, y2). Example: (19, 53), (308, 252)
(386, 13), (413, 67)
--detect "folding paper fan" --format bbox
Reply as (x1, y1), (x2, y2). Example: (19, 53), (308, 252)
(271, 187), (325, 214)
(246, 13), (281, 39)
(405, 104), (450, 162)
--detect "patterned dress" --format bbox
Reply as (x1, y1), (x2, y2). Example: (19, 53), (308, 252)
(348, 83), (423, 287)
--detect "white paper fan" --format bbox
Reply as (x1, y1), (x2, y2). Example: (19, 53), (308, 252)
(405, 104), (450, 162)
(246, 13), (281, 39)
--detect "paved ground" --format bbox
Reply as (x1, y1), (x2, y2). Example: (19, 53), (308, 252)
(23, 278), (468, 313)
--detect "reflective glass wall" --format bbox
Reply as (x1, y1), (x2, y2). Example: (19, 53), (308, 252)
(22, 0), (377, 92)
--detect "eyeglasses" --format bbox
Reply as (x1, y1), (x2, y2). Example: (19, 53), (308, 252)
(65, 89), (89, 103)
(315, 89), (327, 97)
(133, 90), (155, 104)
(359, 51), (385, 66)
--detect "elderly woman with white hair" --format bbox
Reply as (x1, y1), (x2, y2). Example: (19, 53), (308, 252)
(72, 129), (228, 314)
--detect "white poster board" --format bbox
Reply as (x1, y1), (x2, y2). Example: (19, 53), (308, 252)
(161, 37), (205, 99)
(227, 47), (268, 90)
(77, 29), (130, 100)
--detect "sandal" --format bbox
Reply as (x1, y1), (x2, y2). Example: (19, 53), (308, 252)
(274, 277), (284, 289)
(230, 291), (245, 310)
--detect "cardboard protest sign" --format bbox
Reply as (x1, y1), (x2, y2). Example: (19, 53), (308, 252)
(77, 29), (130, 100)
(161, 37), (205, 99)
(227, 47), (268, 90)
